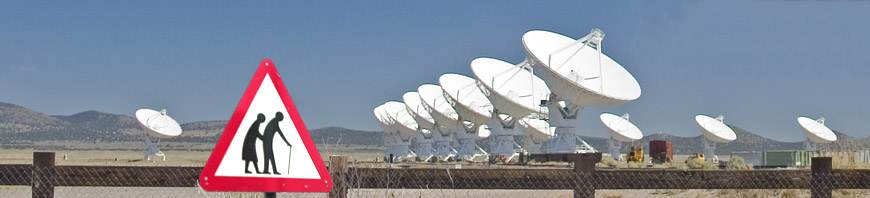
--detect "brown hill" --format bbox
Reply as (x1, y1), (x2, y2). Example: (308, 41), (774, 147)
(0, 101), (865, 152)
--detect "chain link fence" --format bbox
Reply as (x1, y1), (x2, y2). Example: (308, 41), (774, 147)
(2, 152), (870, 197)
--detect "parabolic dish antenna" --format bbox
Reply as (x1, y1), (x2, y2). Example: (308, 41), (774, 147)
(518, 118), (555, 154)
(418, 84), (460, 133)
(135, 109), (183, 161)
(373, 104), (394, 134)
(403, 92), (437, 132)
(600, 113), (643, 142)
(695, 114), (736, 162)
(373, 104), (397, 160)
(382, 101), (419, 161)
(522, 29), (641, 153)
(798, 116), (837, 150)
(600, 113), (643, 160)
(382, 101), (419, 141)
(695, 115), (737, 143)
(417, 84), (459, 159)
(470, 57), (550, 156)
(439, 73), (493, 161)
(439, 73), (493, 125)
(522, 29), (641, 107)
(471, 57), (550, 119)
(402, 92), (436, 158)
(798, 116), (837, 143)
(135, 109), (183, 138)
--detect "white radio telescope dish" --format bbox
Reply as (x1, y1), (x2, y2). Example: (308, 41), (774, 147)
(518, 118), (555, 154)
(418, 84), (460, 132)
(471, 57), (551, 157)
(522, 29), (642, 153)
(695, 114), (736, 162)
(439, 73), (493, 125)
(601, 113), (643, 142)
(373, 104), (393, 134)
(471, 57), (550, 119)
(403, 92), (437, 132)
(798, 116), (837, 150)
(382, 101), (419, 141)
(696, 115), (737, 143)
(136, 109), (182, 138)
(439, 73), (493, 161)
(402, 92), (436, 159)
(135, 109), (183, 161)
(600, 113), (643, 160)
(523, 29), (641, 107)
(382, 101), (419, 161)
(417, 84), (459, 159)
(373, 104), (397, 160)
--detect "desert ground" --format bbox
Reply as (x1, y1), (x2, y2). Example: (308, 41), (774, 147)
(2, 149), (868, 197)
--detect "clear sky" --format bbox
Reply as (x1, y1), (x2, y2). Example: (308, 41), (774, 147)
(1, 1), (868, 142)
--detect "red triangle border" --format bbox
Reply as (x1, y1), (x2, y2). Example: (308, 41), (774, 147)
(199, 59), (333, 192)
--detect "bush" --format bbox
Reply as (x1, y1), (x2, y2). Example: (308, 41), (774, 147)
(726, 156), (753, 170)
(627, 161), (645, 168)
(597, 157), (621, 168)
(687, 158), (717, 169)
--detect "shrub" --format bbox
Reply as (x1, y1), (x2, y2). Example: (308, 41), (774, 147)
(687, 158), (717, 169)
(726, 156), (753, 170)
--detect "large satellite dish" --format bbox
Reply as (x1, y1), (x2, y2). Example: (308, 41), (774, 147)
(439, 73), (493, 125)
(403, 92), (437, 132)
(695, 114), (737, 162)
(600, 113), (643, 160)
(417, 84), (459, 160)
(798, 116), (837, 150)
(439, 73), (492, 161)
(135, 109), (183, 161)
(471, 57), (550, 119)
(373, 104), (397, 161)
(523, 29), (641, 107)
(382, 101), (419, 141)
(471, 57), (551, 157)
(518, 118), (555, 154)
(402, 92), (436, 159)
(382, 101), (420, 161)
(373, 104), (393, 133)
(523, 29), (641, 153)
(418, 84), (460, 132)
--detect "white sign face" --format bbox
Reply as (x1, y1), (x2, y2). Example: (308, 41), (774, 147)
(213, 74), (319, 179)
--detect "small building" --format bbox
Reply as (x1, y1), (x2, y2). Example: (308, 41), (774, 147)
(763, 149), (870, 167)
(763, 150), (814, 167)
(649, 140), (672, 164)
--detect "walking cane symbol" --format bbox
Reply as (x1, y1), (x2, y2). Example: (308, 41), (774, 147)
(286, 144), (292, 174)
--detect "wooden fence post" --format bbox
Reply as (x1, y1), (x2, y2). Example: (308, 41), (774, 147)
(811, 157), (832, 198)
(328, 155), (349, 198)
(573, 153), (597, 198)
(32, 151), (55, 198)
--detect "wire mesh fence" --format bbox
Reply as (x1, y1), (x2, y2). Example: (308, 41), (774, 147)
(2, 152), (870, 198)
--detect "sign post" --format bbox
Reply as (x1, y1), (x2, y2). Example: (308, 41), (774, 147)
(199, 59), (333, 193)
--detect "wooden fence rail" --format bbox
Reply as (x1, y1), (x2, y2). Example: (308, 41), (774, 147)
(1, 152), (868, 198)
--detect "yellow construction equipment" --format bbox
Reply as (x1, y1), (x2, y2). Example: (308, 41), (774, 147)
(626, 145), (644, 162)
(687, 153), (706, 163)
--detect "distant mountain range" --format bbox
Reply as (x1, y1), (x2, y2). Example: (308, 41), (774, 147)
(0, 101), (867, 153)
(0, 102), (382, 150)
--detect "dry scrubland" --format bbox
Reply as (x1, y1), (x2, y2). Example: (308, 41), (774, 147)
(2, 149), (869, 197)
(0, 145), (382, 166)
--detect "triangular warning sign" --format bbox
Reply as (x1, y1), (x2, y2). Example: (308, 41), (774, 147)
(200, 59), (332, 192)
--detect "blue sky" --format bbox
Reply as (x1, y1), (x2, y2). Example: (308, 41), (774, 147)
(1, 1), (868, 142)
